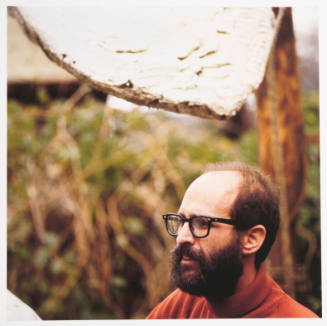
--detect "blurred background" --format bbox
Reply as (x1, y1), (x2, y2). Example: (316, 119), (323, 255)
(7, 7), (320, 319)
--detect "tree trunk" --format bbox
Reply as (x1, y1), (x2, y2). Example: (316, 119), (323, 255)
(256, 8), (306, 297)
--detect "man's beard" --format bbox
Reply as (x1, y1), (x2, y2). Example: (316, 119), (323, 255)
(171, 234), (244, 302)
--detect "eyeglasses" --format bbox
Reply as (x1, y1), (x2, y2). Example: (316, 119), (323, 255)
(162, 213), (237, 238)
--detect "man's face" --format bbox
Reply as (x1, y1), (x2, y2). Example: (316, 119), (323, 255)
(171, 171), (244, 301)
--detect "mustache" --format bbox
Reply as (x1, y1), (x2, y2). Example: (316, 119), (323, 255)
(171, 243), (204, 262)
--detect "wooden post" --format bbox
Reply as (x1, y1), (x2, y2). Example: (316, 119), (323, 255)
(256, 8), (306, 297)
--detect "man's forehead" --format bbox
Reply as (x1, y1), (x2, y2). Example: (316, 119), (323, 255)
(179, 170), (242, 216)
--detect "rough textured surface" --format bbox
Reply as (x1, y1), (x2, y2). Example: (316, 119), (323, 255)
(10, 6), (277, 120)
(7, 15), (76, 83)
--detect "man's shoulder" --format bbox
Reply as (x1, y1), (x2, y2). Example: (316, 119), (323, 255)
(266, 278), (318, 318)
(147, 288), (204, 319)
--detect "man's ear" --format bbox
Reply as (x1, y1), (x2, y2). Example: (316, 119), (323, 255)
(240, 225), (266, 256)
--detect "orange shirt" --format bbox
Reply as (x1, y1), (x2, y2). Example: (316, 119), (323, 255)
(147, 265), (318, 318)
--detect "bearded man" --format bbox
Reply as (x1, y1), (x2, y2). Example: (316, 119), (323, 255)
(147, 162), (318, 318)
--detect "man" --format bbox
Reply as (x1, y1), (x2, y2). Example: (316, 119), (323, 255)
(147, 162), (318, 318)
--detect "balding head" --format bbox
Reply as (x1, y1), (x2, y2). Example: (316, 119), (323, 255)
(200, 162), (280, 268)
(180, 171), (242, 220)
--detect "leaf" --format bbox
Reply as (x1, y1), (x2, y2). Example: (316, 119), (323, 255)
(34, 248), (49, 268)
(123, 217), (144, 235)
(111, 276), (127, 288)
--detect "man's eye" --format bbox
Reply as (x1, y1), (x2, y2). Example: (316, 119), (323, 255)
(193, 217), (208, 228)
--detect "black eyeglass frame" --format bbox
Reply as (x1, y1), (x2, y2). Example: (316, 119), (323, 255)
(162, 213), (237, 239)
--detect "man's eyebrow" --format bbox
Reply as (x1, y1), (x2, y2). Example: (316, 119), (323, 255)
(189, 214), (201, 218)
(188, 213), (208, 218)
(178, 212), (189, 219)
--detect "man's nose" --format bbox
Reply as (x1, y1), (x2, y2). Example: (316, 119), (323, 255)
(176, 221), (195, 245)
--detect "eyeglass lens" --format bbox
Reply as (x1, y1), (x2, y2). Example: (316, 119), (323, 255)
(166, 215), (181, 235)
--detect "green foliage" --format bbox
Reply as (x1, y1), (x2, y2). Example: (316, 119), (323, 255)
(295, 90), (321, 314)
(7, 86), (320, 318)
(302, 91), (319, 135)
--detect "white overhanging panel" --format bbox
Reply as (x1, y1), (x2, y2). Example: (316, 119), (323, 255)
(9, 6), (278, 120)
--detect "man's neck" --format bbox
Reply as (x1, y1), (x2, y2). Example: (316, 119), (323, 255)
(234, 262), (257, 293)
(210, 261), (259, 314)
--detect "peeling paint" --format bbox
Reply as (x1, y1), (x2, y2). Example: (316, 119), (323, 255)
(10, 6), (278, 120)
